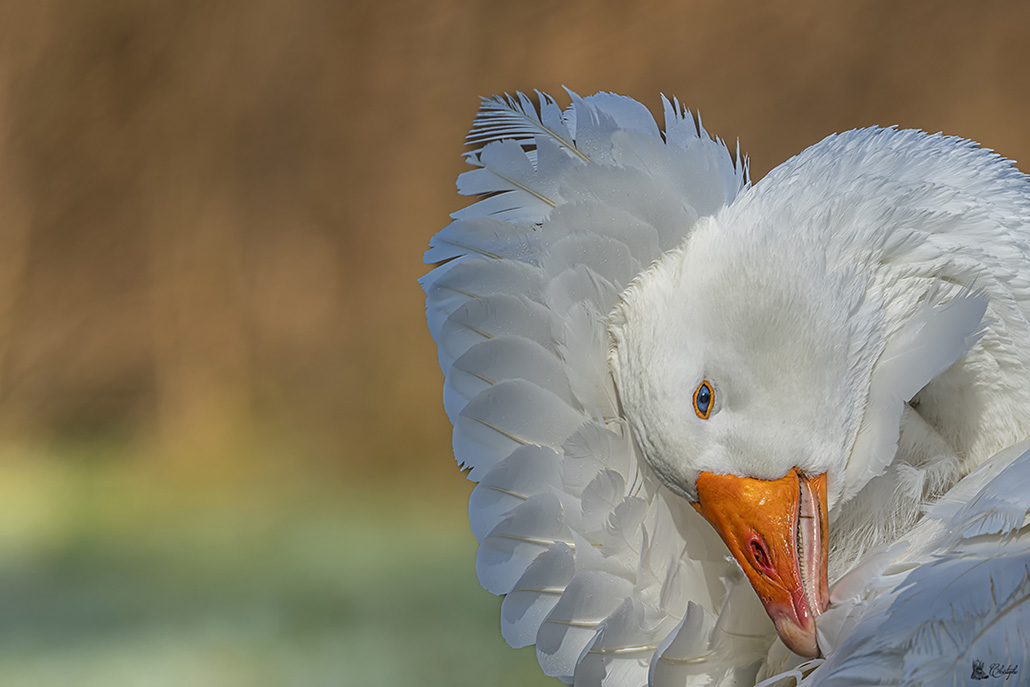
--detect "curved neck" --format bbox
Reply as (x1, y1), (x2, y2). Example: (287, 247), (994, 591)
(878, 269), (1030, 472)
(830, 271), (1030, 577)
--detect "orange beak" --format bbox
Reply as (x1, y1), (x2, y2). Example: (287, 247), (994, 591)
(692, 468), (829, 658)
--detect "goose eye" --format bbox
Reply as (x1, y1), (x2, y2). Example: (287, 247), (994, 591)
(693, 380), (714, 420)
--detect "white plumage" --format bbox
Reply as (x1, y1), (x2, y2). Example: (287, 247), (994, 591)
(421, 91), (1030, 686)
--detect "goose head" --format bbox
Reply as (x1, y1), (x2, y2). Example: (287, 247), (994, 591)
(609, 212), (986, 657)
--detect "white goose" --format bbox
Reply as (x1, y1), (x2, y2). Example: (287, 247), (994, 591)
(421, 91), (1030, 686)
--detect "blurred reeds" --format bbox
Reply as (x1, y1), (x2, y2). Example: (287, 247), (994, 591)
(0, 1), (1028, 483)
(0, 1), (1027, 684)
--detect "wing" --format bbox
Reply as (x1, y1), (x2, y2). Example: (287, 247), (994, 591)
(772, 441), (1030, 687)
(421, 91), (771, 685)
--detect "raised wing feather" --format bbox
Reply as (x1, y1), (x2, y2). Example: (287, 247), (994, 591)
(422, 91), (753, 686)
(843, 287), (989, 503)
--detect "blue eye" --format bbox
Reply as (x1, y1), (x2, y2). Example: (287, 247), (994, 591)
(693, 381), (714, 420)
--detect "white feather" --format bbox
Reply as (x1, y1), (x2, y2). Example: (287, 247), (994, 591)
(544, 203), (662, 266)
(468, 444), (563, 541)
(842, 286), (989, 503)
(537, 570), (636, 681)
(424, 217), (539, 264)
(502, 542), (576, 648)
(649, 602), (716, 687)
(559, 302), (619, 416)
(422, 257), (542, 343)
(453, 378), (584, 480)
(465, 91), (580, 160)
(477, 492), (574, 595)
(458, 138), (561, 212)
(443, 335), (572, 421)
(576, 597), (677, 687)
(434, 294), (551, 373)
(560, 422), (637, 497)
(793, 446), (1030, 686)
(543, 233), (641, 292)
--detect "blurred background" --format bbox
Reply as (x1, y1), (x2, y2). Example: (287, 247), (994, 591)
(0, 1), (1027, 685)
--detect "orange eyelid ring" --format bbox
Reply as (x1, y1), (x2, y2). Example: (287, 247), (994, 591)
(692, 380), (714, 419)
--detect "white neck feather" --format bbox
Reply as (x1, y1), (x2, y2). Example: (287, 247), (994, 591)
(831, 267), (1030, 577)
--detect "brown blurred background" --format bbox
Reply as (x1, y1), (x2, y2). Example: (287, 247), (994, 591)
(0, 2), (1027, 685)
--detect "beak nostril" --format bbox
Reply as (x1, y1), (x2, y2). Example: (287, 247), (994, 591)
(749, 537), (772, 572)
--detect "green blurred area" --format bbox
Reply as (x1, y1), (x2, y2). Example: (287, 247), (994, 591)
(0, 0), (1027, 684)
(0, 443), (554, 686)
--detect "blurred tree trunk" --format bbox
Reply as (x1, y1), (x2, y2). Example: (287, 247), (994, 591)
(0, 3), (53, 430)
(146, 179), (253, 467)
(0, 122), (33, 426)
(144, 8), (253, 468)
